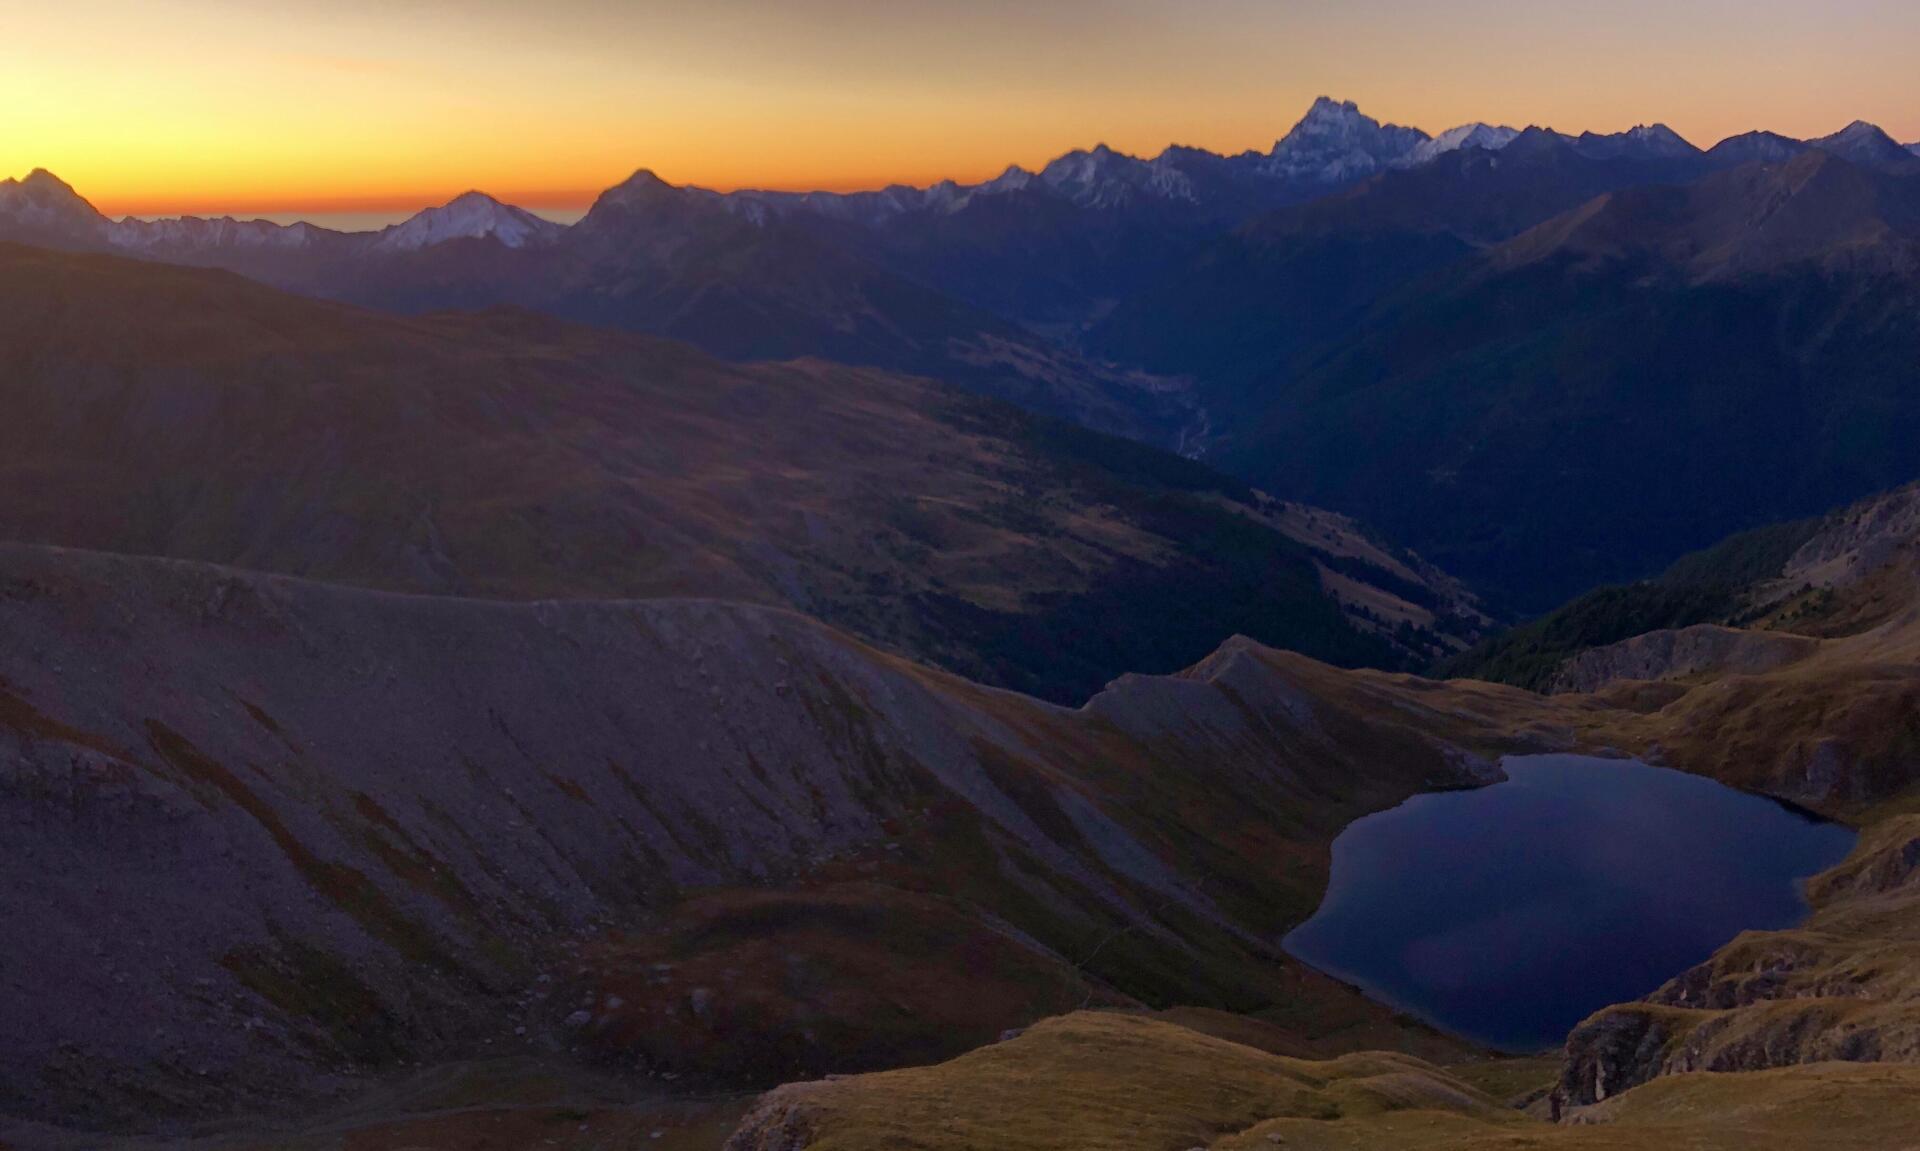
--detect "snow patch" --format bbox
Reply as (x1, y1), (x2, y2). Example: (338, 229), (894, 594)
(371, 191), (561, 251)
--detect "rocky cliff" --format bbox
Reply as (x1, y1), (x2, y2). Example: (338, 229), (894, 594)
(1555, 814), (1920, 1116)
(1549, 625), (1819, 694)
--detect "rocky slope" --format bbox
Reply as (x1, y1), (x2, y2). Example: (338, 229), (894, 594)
(1548, 625), (1820, 694)
(0, 542), (1534, 1139)
(1450, 482), (1920, 694)
(1555, 813), (1920, 1117)
(1456, 483), (1920, 810)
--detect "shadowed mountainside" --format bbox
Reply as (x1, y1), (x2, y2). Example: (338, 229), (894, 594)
(0, 542), (1543, 1136)
(0, 171), (1188, 441)
(1096, 142), (1920, 612)
(0, 243), (1484, 703)
(1453, 481), (1920, 720)
(1209, 150), (1920, 610)
(1092, 125), (1711, 388)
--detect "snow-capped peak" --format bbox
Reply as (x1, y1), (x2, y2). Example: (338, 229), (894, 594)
(1909, 142), (1920, 158)
(371, 191), (560, 252)
(106, 215), (318, 252)
(1625, 123), (1696, 153)
(1038, 144), (1197, 208)
(1829, 120), (1890, 142)
(1405, 123), (1521, 165)
(982, 165), (1036, 194)
(0, 168), (105, 232)
(1810, 121), (1920, 171)
(1569, 122), (1701, 161)
(1265, 97), (1430, 183)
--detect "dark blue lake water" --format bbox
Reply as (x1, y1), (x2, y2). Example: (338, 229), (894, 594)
(1282, 754), (1857, 1052)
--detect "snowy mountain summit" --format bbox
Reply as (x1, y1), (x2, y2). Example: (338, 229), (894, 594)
(0, 169), (103, 235)
(1039, 144), (1198, 208)
(372, 191), (561, 251)
(1407, 122), (1521, 165)
(1574, 123), (1699, 160)
(1263, 97), (1430, 183)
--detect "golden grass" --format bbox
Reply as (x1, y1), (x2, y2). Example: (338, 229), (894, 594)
(728, 1012), (1519, 1151)
(731, 1013), (1920, 1151)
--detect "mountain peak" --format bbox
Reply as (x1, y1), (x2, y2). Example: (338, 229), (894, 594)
(1833, 119), (1887, 139)
(1574, 123), (1701, 160)
(1812, 120), (1920, 172)
(1038, 144), (1195, 208)
(1305, 95), (1363, 118)
(613, 168), (677, 193)
(586, 168), (704, 217)
(0, 168), (106, 236)
(372, 191), (559, 251)
(4, 168), (87, 201)
(1267, 97), (1429, 183)
(1707, 130), (1808, 166)
(1407, 122), (1521, 165)
(20, 168), (76, 191)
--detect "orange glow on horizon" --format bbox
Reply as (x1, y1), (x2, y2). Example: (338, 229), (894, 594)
(8, 0), (1918, 221)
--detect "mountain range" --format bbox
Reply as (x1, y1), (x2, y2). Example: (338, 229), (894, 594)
(10, 100), (1919, 617)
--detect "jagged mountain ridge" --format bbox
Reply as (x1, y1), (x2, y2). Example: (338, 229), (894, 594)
(0, 98), (1635, 343)
(7, 100), (1893, 454)
(1089, 122), (1722, 418)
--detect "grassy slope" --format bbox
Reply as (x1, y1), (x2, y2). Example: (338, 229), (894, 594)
(725, 1012), (1920, 1151)
(726, 1013), (1521, 1151)
(0, 242), (1476, 705)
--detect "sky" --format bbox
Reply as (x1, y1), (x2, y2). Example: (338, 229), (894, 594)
(5, 0), (1918, 219)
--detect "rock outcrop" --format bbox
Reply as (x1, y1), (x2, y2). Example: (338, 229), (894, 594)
(1549, 625), (1819, 694)
(1554, 815), (1920, 1117)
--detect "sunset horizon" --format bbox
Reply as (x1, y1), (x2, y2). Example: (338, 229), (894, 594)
(24, 96), (1920, 223)
(10, 0), (1920, 220)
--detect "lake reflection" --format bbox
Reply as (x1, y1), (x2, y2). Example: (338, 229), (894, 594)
(1282, 754), (1857, 1051)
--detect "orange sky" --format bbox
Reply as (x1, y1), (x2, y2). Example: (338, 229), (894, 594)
(6, 0), (1918, 218)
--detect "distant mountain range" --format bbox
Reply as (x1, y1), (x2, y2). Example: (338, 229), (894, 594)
(0, 98), (1543, 447)
(0, 98), (1696, 356)
(7, 98), (1920, 613)
(1087, 116), (1920, 610)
